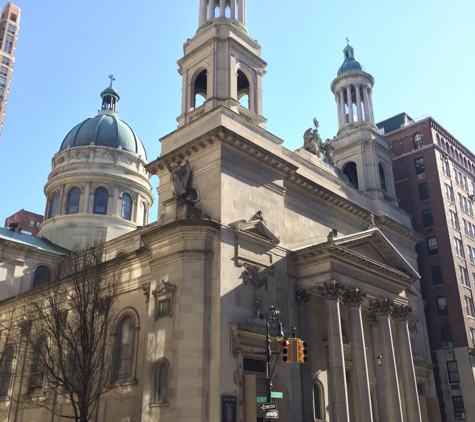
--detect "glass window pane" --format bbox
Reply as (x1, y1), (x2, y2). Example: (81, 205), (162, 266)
(67, 188), (80, 214)
(114, 316), (135, 381)
(121, 193), (132, 220)
(93, 187), (108, 215)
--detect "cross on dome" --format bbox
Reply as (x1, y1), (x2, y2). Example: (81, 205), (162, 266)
(108, 74), (116, 87)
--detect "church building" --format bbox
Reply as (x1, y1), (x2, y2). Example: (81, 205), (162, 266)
(0, 1), (442, 421)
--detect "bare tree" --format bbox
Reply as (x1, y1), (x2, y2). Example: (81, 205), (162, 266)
(22, 244), (119, 422)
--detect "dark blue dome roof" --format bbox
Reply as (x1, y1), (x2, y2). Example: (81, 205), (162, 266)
(337, 44), (365, 76)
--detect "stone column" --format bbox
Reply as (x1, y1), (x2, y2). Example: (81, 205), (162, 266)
(219, 0), (226, 17)
(208, 0), (215, 19)
(238, 0), (244, 23)
(339, 89), (345, 128)
(199, 0), (207, 25)
(370, 300), (403, 422)
(343, 289), (373, 422)
(362, 85), (370, 122)
(230, 0), (236, 19)
(355, 84), (362, 122)
(368, 88), (375, 123)
(335, 95), (341, 128)
(392, 305), (422, 422)
(318, 281), (350, 422)
(371, 322), (388, 422)
(346, 85), (354, 122)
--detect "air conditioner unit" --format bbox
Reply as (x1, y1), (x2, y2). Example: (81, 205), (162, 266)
(443, 341), (453, 349)
(455, 412), (465, 420)
(417, 173), (425, 180)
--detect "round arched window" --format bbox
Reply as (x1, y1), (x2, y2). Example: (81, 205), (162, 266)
(33, 265), (51, 287)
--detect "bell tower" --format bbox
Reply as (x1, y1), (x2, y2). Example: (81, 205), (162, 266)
(330, 43), (398, 209)
(177, 0), (267, 128)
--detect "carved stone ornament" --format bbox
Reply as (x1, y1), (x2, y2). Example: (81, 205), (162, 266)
(152, 280), (177, 298)
(343, 288), (366, 307)
(249, 210), (266, 224)
(142, 284), (151, 303)
(369, 299), (393, 322)
(295, 287), (310, 307)
(317, 280), (345, 301)
(242, 263), (268, 290)
(323, 139), (334, 164)
(392, 304), (413, 322)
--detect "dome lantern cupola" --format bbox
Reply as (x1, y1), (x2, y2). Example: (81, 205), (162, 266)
(101, 74), (120, 112)
(331, 40), (376, 134)
(198, 0), (246, 28)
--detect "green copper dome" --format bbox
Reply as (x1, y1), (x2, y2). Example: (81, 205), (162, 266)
(337, 43), (364, 76)
(59, 82), (147, 159)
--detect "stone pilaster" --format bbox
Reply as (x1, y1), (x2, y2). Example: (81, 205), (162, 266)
(392, 305), (422, 422)
(370, 299), (403, 422)
(343, 289), (373, 422)
(318, 281), (349, 422)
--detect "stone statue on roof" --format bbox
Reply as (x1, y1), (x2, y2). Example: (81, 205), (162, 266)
(167, 158), (191, 197)
(303, 118), (324, 157)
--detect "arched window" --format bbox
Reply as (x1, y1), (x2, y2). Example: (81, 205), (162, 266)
(67, 187), (80, 214)
(33, 265), (51, 288)
(48, 194), (58, 218)
(237, 70), (250, 109)
(141, 202), (147, 226)
(413, 133), (422, 149)
(154, 360), (169, 404)
(379, 164), (387, 192)
(343, 162), (358, 189)
(121, 193), (132, 221)
(93, 187), (108, 215)
(193, 69), (207, 109)
(113, 315), (135, 381)
(29, 338), (47, 395)
(313, 380), (324, 420)
(0, 345), (15, 396)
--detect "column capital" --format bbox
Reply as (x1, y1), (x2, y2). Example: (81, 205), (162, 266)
(318, 280), (345, 301)
(392, 304), (412, 322)
(295, 286), (310, 308)
(369, 298), (393, 320)
(343, 288), (366, 307)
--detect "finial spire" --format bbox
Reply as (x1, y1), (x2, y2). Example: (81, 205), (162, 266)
(100, 77), (120, 112)
(108, 74), (116, 87)
(346, 37), (350, 45)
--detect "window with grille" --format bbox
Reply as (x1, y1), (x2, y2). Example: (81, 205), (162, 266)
(427, 237), (438, 255)
(415, 157), (425, 175)
(465, 296), (475, 318)
(454, 238), (464, 258)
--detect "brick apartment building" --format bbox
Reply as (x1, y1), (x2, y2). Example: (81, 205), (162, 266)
(379, 113), (475, 421)
(4, 209), (43, 235)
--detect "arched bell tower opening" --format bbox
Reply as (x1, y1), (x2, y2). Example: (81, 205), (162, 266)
(343, 162), (359, 189)
(192, 69), (207, 109)
(237, 70), (250, 109)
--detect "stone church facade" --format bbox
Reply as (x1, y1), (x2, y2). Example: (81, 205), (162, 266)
(0, 1), (442, 421)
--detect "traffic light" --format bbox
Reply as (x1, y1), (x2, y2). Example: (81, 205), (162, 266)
(296, 339), (308, 364)
(282, 340), (293, 363)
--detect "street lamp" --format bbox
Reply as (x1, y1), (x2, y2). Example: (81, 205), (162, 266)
(265, 306), (284, 409)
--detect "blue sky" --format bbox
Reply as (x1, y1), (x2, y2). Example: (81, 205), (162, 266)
(1, 0), (474, 224)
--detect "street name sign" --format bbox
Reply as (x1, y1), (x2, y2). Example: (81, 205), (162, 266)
(271, 392), (283, 398)
(256, 397), (267, 403)
(259, 402), (277, 412)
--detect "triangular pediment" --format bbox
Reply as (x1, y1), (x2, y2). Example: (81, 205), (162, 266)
(293, 228), (419, 284)
(235, 220), (280, 246)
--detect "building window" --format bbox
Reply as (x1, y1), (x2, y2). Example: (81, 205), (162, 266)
(158, 299), (171, 316)
(470, 328), (475, 347)
(113, 315), (135, 381)
(431, 265), (443, 285)
(153, 280), (177, 320)
(2, 56), (9, 66)
(0, 345), (14, 396)
(446, 361), (460, 383)
(445, 184), (454, 202)
(67, 187), (80, 214)
(0, 76), (6, 87)
(141, 202), (147, 226)
(427, 237), (438, 255)
(467, 246), (475, 265)
(121, 193), (132, 220)
(93, 187), (108, 215)
(418, 183), (429, 201)
(48, 194), (58, 218)
(441, 327), (453, 343)
(29, 338), (47, 395)
(154, 360), (169, 404)
(415, 157), (425, 175)
(313, 381), (324, 421)
(441, 159), (451, 177)
(454, 238), (465, 258)
(33, 265), (51, 288)
(413, 133), (422, 149)
(465, 296), (475, 318)
(437, 297), (448, 317)
(7, 24), (15, 34)
(449, 210), (460, 230)
(3, 34), (13, 53)
(343, 162), (358, 189)
(422, 209), (434, 228)
(0, 66), (6, 76)
(460, 266), (470, 286)
(452, 396), (465, 417)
